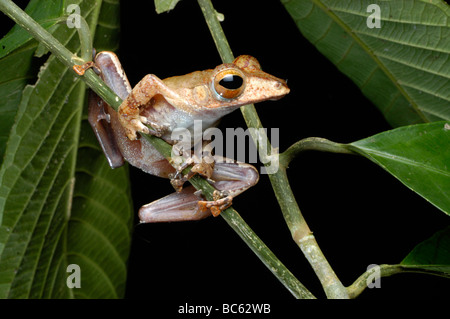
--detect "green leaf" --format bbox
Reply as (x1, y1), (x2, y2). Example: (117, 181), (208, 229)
(349, 227), (450, 298)
(154, 0), (182, 13)
(347, 121), (450, 216)
(0, 41), (36, 165)
(395, 227), (450, 279)
(93, 0), (120, 51)
(0, 0), (68, 164)
(402, 226), (450, 265)
(0, 0), (132, 298)
(0, 0), (63, 58)
(282, 0), (450, 127)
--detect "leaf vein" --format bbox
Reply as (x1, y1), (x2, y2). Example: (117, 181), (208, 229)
(329, 6), (447, 27)
(68, 218), (127, 273)
(65, 251), (119, 298)
(358, 149), (450, 177)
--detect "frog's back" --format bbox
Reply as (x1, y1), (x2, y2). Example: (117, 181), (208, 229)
(162, 69), (212, 90)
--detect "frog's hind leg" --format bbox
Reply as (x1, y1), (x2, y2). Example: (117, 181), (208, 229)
(88, 51), (133, 168)
(209, 160), (259, 198)
(88, 91), (125, 168)
(197, 160), (259, 217)
(139, 160), (259, 223)
(139, 186), (211, 223)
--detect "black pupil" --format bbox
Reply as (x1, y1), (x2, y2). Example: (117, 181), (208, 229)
(219, 74), (243, 90)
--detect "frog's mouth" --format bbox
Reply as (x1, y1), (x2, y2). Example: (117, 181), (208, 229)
(269, 81), (290, 100)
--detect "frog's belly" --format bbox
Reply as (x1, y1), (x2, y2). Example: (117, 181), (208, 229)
(142, 94), (220, 144)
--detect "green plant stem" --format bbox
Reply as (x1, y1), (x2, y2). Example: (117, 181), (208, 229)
(280, 137), (356, 168)
(0, 0), (315, 300)
(73, 14), (93, 62)
(198, 0), (349, 299)
(198, 1), (234, 63)
(347, 264), (402, 298)
(347, 264), (450, 298)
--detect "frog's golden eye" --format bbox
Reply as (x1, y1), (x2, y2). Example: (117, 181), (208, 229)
(213, 69), (245, 100)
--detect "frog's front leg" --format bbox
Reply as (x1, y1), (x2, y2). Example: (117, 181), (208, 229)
(139, 160), (259, 223)
(119, 74), (181, 140)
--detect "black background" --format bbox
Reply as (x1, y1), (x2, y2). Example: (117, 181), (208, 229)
(119, 1), (449, 300)
(1, 0), (448, 300)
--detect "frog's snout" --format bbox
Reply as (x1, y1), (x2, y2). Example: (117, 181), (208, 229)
(271, 78), (290, 99)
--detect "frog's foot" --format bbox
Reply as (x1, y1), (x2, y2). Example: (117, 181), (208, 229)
(169, 171), (188, 192)
(168, 157), (194, 192)
(169, 158), (215, 192)
(198, 190), (233, 217)
(73, 61), (100, 76)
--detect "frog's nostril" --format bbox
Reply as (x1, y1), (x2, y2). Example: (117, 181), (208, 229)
(273, 79), (290, 96)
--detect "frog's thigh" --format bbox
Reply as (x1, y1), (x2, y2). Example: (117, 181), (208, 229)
(210, 160), (259, 197)
(139, 186), (211, 223)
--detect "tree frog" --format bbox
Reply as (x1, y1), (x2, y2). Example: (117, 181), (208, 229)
(84, 51), (289, 222)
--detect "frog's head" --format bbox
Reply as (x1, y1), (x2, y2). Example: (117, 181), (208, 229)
(209, 55), (290, 106)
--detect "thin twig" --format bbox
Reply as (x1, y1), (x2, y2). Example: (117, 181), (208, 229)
(280, 137), (357, 168)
